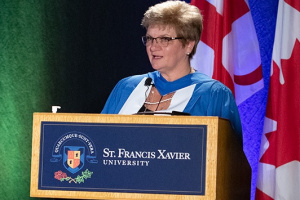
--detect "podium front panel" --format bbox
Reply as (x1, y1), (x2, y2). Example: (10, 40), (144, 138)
(38, 121), (207, 195)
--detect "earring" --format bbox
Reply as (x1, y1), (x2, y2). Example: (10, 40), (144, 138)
(186, 52), (190, 55)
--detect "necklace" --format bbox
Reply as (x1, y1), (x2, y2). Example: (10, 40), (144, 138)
(144, 97), (173, 105)
(144, 87), (175, 111)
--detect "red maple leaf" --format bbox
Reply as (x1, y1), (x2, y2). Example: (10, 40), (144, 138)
(260, 39), (300, 167)
(285, 0), (300, 13)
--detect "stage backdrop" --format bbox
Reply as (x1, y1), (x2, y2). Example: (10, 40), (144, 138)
(0, 0), (277, 200)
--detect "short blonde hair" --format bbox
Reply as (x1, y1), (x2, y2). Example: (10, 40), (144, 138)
(141, 0), (203, 59)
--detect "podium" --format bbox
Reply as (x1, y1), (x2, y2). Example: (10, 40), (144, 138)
(30, 113), (251, 200)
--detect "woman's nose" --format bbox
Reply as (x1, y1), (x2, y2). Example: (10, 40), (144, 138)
(149, 39), (161, 50)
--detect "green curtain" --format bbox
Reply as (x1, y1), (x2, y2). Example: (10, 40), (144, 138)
(0, 0), (157, 199)
(0, 1), (63, 199)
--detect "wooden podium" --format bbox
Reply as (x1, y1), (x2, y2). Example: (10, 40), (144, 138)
(30, 113), (251, 200)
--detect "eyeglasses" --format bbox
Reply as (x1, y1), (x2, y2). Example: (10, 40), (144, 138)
(141, 36), (184, 47)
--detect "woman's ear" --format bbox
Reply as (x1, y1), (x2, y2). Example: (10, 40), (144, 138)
(187, 40), (196, 53)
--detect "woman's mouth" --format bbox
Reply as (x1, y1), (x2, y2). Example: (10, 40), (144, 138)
(153, 55), (163, 59)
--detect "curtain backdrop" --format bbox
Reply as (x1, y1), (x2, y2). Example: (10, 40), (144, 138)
(0, 1), (156, 199)
(0, 1), (51, 199)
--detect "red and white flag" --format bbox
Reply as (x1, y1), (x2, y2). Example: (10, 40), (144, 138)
(190, 0), (263, 105)
(190, 0), (265, 198)
(256, 0), (300, 199)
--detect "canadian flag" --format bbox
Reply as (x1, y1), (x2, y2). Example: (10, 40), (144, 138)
(190, 0), (263, 104)
(256, 0), (300, 199)
(190, 1), (264, 197)
(190, 0), (265, 198)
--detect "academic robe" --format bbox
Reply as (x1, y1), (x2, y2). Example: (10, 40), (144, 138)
(102, 71), (242, 139)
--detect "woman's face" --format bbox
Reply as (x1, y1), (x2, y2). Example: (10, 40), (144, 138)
(145, 25), (194, 78)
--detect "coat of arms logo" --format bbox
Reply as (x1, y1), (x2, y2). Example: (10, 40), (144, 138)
(63, 146), (85, 174)
(50, 132), (97, 184)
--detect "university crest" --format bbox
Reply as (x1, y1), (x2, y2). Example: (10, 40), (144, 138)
(63, 146), (85, 174)
(50, 132), (97, 184)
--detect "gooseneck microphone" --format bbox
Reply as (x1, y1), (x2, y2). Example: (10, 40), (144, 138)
(144, 77), (153, 86)
(144, 77), (153, 106)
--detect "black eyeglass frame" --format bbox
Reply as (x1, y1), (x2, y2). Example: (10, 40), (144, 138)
(141, 36), (184, 47)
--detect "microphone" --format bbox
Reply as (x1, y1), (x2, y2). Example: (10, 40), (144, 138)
(142, 77), (153, 112)
(144, 77), (153, 86)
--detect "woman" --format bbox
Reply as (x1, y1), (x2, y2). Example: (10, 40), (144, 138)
(102, 0), (242, 138)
